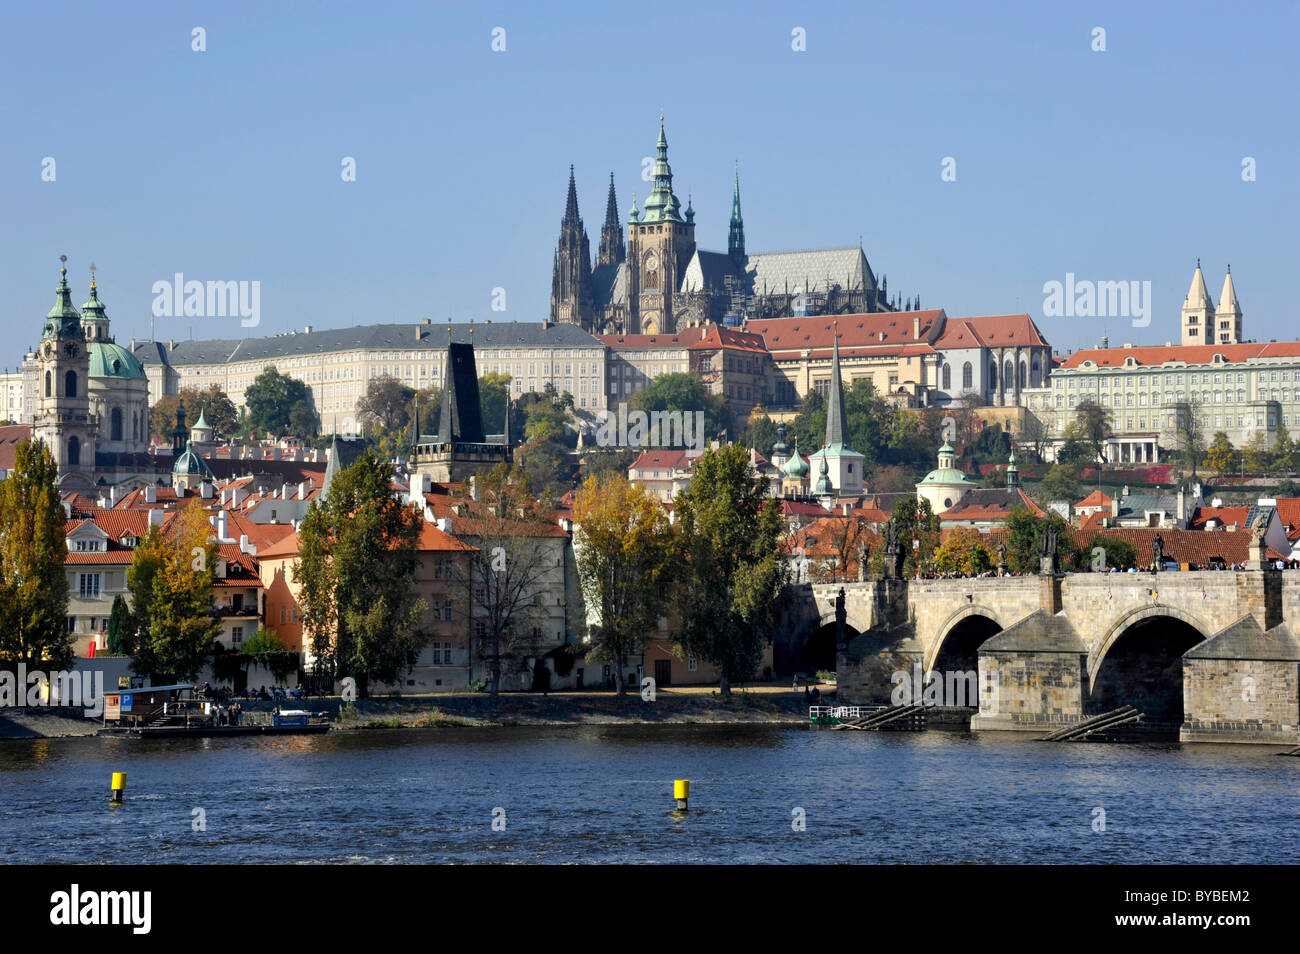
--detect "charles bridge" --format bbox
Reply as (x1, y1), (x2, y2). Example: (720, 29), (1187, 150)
(778, 555), (1300, 744)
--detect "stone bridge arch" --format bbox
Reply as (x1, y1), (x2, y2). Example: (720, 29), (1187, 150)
(1087, 603), (1212, 684)
(923, 605), (1006, 674)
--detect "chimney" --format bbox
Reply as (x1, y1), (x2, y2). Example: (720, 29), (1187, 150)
(168, 339), (176, 351)
(148, 509), (165, 528)
(298, 481), (307, 499)
(200, 481), (214, 500)
(239, 534), (255, 555)
(913, 315), (921, 339)
(216, 509), (229, 542)
(108, 485), (118, 506)
(303, 325), (312, 334)
(437, 516), (452, 533)
(144, 486), (157, 504)
(1111, 496), (1120, 518)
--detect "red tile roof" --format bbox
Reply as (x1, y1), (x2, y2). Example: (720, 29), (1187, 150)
(1074, 527), (1288, 565)
(1274, 498), (1300, 540)
(1076, 490), (1113, 509)
(1188, 506), (1252, 530)
(0, 425), (32, 471)
(748, 311), (944, 359)
(687, 323), (769, 354)
(1060, 341), (1300, 370)
(933, 314), (1049, 350)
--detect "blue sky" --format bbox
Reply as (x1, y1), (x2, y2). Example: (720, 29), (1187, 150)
(2, 0), (1296, 366)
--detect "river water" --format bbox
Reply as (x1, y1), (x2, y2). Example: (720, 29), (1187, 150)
(2, 725), (1295, 864)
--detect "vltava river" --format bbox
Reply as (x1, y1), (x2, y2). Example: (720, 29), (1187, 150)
(2, 725), (1295, 863)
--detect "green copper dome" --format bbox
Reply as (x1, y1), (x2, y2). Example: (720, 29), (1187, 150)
(88, 341), (147, 379)
(173, 439), (214, 478)
(783, 439), (809, 478)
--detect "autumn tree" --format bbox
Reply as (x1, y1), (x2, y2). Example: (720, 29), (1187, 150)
(450, 464), (559, 695)
(630, 372), (731, 444)
(1205, 432), (1238, 476)
(296, 448), (426, 696)
(1064, 398), (1113, 469)
(0, 439), (73, 673)
(355, 375), (414, 434)
(1170, 398), (1206, 477)
(932, 528), (993, 576)
(673, 445), (784, 699)
(126, 501), (221, 681)
(572, 474), (676, 696)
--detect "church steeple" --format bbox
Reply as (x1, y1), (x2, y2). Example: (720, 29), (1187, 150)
(550, 165), (595, 329)
(1216, 265), (1243, 344)
(639, 117), (684, 224)
(824, 324), (851, 451)
(728, 162), (745, 262)
(598, 173), (625, 266)
(1181, 258), (1215, 346)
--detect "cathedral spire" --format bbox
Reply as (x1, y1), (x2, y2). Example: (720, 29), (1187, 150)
(598, 172), (625, 266)
(550, 166), (595, 328)
(639, 116), (683, 223)
(44, 255), (82, 339)
(564, 165), (580, 223)
(728, 161), (746, 262)
(824, 323), (851, 450)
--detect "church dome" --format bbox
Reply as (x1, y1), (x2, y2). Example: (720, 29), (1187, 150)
(88, 341), (147, 380)
(173, 439), (214, 478)
(783, 437), (809, 477)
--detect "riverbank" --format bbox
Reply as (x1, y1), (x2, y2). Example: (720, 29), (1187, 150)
(0, 686), (821, 738)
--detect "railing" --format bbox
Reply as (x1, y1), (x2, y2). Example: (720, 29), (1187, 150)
(809, 705), (882, 720)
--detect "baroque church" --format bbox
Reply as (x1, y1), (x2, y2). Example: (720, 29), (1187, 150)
(550, 119), (916, 335)
(28, 260), (157, 491)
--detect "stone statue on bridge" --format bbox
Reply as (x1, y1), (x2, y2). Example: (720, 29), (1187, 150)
(857, 541), (868, 582)
(996, 538), (1008, 574)
(883, 520), (902, 579)
(835, 586), (847, 646)
(1152, 533), (1164, 571)
(1039, 522), (1059, 575)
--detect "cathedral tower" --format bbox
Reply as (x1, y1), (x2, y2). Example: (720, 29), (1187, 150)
(33, 259), (96, 489)
(627, 118), (696, 334)
(1181, 259), (1215, 346)
(1215, 265), (1243, 345)
(597, 173), (625, 267)
(728, 163), (745, 263)
(549, 166), (596, 329)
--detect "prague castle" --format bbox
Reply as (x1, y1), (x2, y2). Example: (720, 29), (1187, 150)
(551, 119), (918, 335)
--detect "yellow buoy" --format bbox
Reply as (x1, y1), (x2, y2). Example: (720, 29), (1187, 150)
(673, 778), (690, 811)
(110, 771), (127, 803)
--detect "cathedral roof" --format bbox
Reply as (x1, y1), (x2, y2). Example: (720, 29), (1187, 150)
(744, 246), (878, 297)
(592, 262), (627, 309)
(932, 314), (1049, 350)
(173, 440), (214, 478)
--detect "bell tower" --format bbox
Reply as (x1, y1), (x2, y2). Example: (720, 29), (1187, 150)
(627, 117), (695, 334)
(33, 257), (96, 488)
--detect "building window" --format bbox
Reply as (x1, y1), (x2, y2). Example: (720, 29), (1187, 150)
(78, 573), (102, 598)
(232, 626), (244, 646)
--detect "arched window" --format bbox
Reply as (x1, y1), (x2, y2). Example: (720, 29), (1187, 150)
(111, 407), (123, 442)
(1004, 360), (1014, 390)
(64, 370), (77, 398)
(1019, 361), (1027, 389)
(942, 364), (951, 390)
(67, 436), (80, 466)
(1031, 358), (1042, 388)
(44, 371), (52, 397)
(989, 363), (997, 389)
(962, 362), (973, 390)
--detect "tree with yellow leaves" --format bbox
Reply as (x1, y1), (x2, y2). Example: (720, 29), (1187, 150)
(572, 473), (676, 696)
(127, 500), (221, 682)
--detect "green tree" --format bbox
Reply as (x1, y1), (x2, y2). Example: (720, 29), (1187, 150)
(478, 372), (513, 436)
(296, 448), (426, 696)
(1272, 423), (1295, 475)
(932, 528), (993, 576)
(573, 474), (676, 696)
(673, 445), (784, 698)
(1003, 507), (1070, 574)
(355, 375), (415, 434)
(630, 372), (731, 444)
(1171, 398), (1206, 477)
(0, 439), (73, 673)
(744, 411), (779, 458)
(244, 366), (314, 438)
(1242, 431), (1271, 475)
(1087, 534), (1138, 571)
(106, 594), (130, 655)
(126, 501), (222, 681)
(874, 496), (940, 578)
(1064, 398), (1112, 468)
(152, 384), (239, 442)
(1040, 461), (1083, 502)
(240, 626), (298, 683)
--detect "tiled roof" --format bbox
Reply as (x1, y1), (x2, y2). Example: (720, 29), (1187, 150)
(0, 425), (32, 471)
(133, 321), (604, 368)
(1273, 498), (1300, 540)
(1076, 490), (1113, 508)
(1073, 527), (1288, 565)
(687, 323), (768, 354)
(1059, 341), (1300, 370)
(933, 314), (1049, 349)
(597, 332), (692, 350)
(941, 487), (1045, 519)
(1189, 506), (1252, 530)
(748, 311), (943, 358)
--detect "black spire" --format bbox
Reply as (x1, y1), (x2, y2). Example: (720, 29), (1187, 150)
(598, 172), (625, 266)
(564, 165), (580, 223)
(728, 162), (745, 262)
(550, 166), (595, 328)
